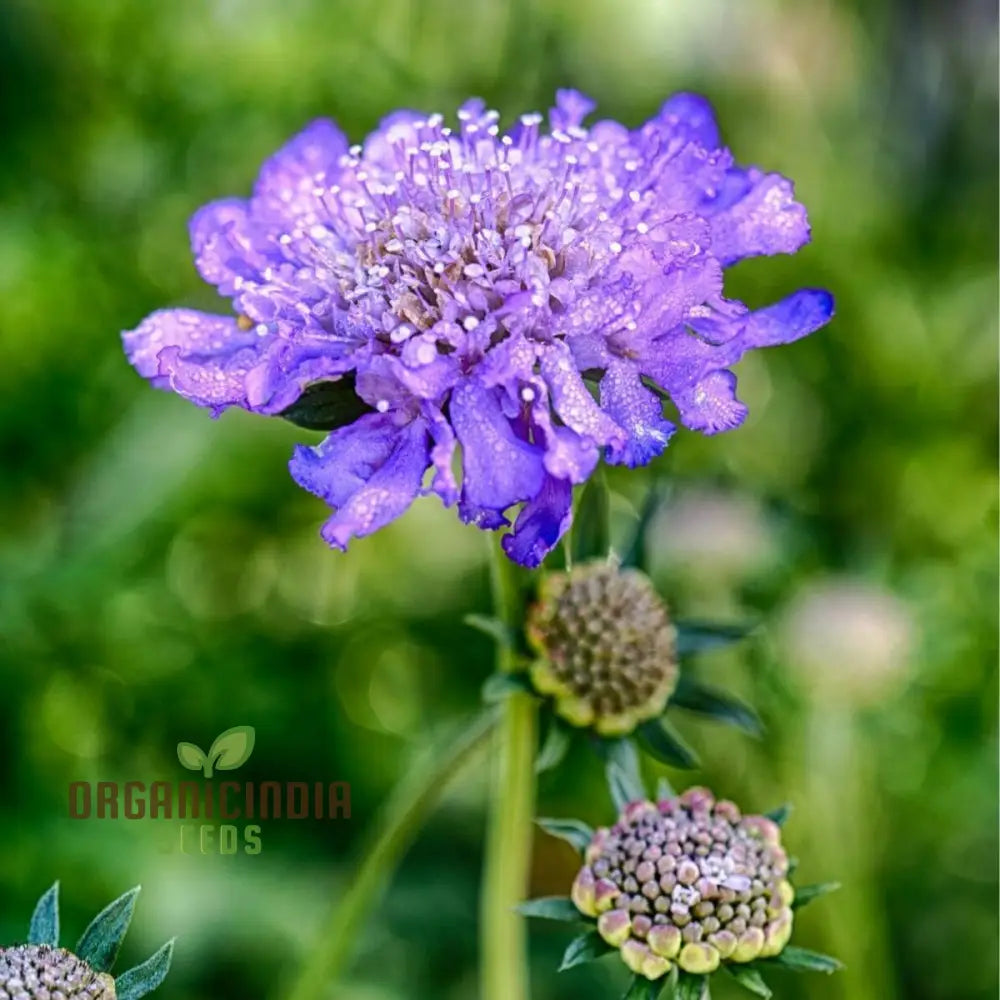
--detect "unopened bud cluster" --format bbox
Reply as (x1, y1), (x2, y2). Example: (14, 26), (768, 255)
(0, 945), (116, 999)
(571, 787), (794, 981)
(526, 563), (678, 736)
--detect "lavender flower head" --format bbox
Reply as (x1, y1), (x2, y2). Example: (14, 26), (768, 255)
(123, 90), (832, 566)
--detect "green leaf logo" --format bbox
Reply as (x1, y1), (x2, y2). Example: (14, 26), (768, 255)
(176, 725), (255, 778)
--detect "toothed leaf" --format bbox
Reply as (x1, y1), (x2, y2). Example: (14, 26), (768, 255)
(116, 938), (175, 999)
(572, 474), (610, 564)
(536, 817), (594, 853)
(638, 718), (699, 770)
(764, 946), (843, 974)
(28, 882), (59, 946)
(516, 897), (584, 922)
(765, 803), (793, 826)
(76, 885), (141, 972)
(675, 621), (756, 656)
(559, 929), (613, 971)
(669, 676), (764, 737)
(536, 718), (572, 773)
(482, 671), (533, 702)
(465, 613), (515, 649)
(725, 964), (772, 997)
(793, 881), (841, 909)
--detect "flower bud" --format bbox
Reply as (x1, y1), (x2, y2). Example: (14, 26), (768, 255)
(526, 562), (678, 736)
(569, 788), (797, 980)
(0, 945), (116, 999)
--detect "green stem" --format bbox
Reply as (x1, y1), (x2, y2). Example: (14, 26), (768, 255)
(480, 543), (539, 1000)
(279, 709), (498, 1000)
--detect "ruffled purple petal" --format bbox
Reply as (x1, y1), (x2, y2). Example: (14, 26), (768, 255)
(600, 360), (675, 466)
(122, 309), (267, 413)
(289, 413), (429, 549)
(251, 119), (348, 220)
(707, 168), (810, 265)
(451, 380), (546, 511)
(539, 342), (624, 448)
(501, 475), (574, 568)
(643, 289), (834, 433)
(654, 92), (720, 149)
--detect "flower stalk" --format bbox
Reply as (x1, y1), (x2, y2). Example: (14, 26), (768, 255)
(280, 709), (497, 1000)
(480, 542), (539, 1000)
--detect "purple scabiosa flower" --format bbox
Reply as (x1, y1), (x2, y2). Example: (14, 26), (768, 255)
(123, 91), (833, 566)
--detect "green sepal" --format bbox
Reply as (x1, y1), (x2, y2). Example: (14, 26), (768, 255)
(764, 803), (793, 826)
(115, 938), (175, 1000)
(559, 928), (614, 971)
(572, 473), (611, 564)
(621, 479), (669, 571)
(516, 897), (585, 922)
(669, 675), (764, 738)
(656, 776), (676, 800)
(482, 671), (533, 703)
(674, 971), (710, 999)
(638, 718), (699, 770)
(465, 613), (516, 649)
(76, 885), (141, 973)
(793, 881), (841, 909)
(599, 737), (646, 811)
(279, 377), (373, 430)
(536, 817), (594, 854)
(675, 621), (757, 657)
(763, 946), (844, 974)
(623, 974), (667, 999)
(28, 882), (60, 946)
(724, 964), (772, 997)
(536, 717), (572, 773)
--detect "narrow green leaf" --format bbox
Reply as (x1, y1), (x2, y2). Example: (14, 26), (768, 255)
(656, 776), (676, 801)
(764, 803), (793, 826)
(724, 964), (772, 997)
(559, 929), (613, 971)
(482, 671), (533, 703)
(765, 946), (844, 974)
(536, 718), (572, 773)
(676, 971), (709, 1000)
(669, 675), (764, 737)
(793, 881), (841, 909)
(621, 479), (669, 571)
(28, 882), (59, 946)
(465, 613), (516, 649)
(623, 974), (666, 999)
(599, 737), (646, 808)
(536, 817), (595, 853)
(675, 621), (756, 656)
(572, 474), (611, 564)
(76, 886), (141, 973)
(115, 939), (175, 1000)
(516, 897), (584, 922)
(638, 718), (699, 770)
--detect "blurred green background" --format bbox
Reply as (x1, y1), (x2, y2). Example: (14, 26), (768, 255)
(0, 1), (996, 998)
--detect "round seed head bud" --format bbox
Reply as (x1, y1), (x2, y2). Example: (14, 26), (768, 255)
(0, 945), (116, 999)
(570, 787), (796, 979)
(526, 562), (678, 735)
